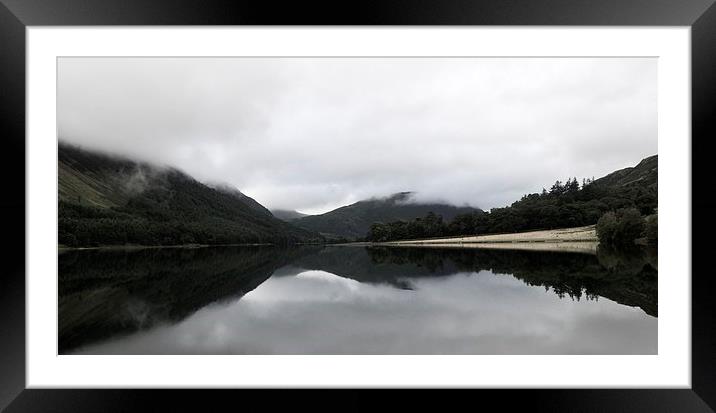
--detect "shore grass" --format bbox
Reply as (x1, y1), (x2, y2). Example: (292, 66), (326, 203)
(381, 225), (597, 245)
(336, 225), (599, 254)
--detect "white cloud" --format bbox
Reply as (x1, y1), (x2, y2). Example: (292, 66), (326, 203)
(59, 57), (656, 213)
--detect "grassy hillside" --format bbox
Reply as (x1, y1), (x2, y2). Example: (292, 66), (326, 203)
(366, 155), (657, 242)
(58, 143), (322, 247)
(591, 155), (657, 190)
(293, 192), (481, 240)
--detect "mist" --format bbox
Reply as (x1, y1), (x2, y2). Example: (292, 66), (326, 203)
(58, 57), (657, 214)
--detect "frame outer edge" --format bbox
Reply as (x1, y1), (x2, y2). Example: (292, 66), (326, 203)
(2, 0), (716, 411)
(691, 0), (716, 411)
(0, 0), (714, 25)
(0, 1), (26, 412)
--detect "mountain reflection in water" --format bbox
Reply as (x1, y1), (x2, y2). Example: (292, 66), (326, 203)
(59, 244), (657, 355)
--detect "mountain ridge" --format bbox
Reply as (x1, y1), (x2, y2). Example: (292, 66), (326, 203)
(591, 155), (657, 190)
(271, 209), (310, 221)
(58, 143), (657, 246)
(208, 182), (273, 217)
(365, 154), (658, 242)
(58, 142), (322, 247)
(292, 192), (482, 240)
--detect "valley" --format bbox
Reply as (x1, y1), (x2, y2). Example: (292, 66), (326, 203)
(59, 142), (657, 249)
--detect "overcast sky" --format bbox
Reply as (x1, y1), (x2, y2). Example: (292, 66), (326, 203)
(58, 57), (656, 215)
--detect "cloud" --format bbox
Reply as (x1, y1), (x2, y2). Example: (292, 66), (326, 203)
(58, 57), (656, 214)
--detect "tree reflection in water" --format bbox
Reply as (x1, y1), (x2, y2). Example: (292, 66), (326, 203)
(59, 244), (656, 354)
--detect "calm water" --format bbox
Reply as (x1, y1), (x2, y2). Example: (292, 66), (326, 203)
(59, 245), (657, 354)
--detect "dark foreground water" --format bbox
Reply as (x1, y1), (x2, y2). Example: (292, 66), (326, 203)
(59, 245), (657, 354)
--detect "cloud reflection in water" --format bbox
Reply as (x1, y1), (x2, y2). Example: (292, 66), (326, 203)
(71, 267), (656, 355)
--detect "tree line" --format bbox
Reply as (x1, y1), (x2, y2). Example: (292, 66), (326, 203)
(596, 208), (657, 247)
(365, 177), (657, 243)
(59, 199), (316, 248)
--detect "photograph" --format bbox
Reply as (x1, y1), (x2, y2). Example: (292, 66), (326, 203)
(57, 56), (659, 355)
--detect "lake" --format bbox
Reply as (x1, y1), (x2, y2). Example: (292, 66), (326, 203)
(58, 244), (657, 354)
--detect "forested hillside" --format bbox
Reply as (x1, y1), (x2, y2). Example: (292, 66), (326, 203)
(366, 155), (657, 242)
(58, 143), (322, 247)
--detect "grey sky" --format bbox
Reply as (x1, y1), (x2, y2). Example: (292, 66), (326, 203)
(58, 57), (656, 214)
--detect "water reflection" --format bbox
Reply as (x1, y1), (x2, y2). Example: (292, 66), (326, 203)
(59, 244), (657, 355)
(58, 246), (320, 352)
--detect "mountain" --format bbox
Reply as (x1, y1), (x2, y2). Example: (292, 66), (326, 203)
(58, 143), (322, 247)
(489, 154), (659, 230)
(365, 155), (658, 242)
(208, 183), (273, 217)
(292, 192), (482, 240)
(271, 209), (310, 221)
(591, 155), (657, 191)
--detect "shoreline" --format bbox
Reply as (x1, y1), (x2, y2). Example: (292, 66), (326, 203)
(383, 225), (597, 245)
(368, 240), (599, 255)
(335, 225), (599, 254)
(58, 226), (598, 253)
(57, 242), (325, 252)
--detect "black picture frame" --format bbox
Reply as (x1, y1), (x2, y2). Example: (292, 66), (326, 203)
(1, 1), (714, 411)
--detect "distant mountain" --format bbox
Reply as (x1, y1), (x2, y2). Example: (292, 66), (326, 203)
(58, 143), (322, 247)
(271, 209), (310, 221)
(293, 192), (481, 240)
